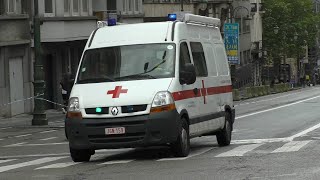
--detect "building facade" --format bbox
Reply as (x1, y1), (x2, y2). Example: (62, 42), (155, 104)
(0, 0), (33, 117)
(35, 0), (97, 110)
(92, 0), (144, 23)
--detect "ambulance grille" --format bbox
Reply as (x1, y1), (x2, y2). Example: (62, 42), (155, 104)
(85, 107), (109, 114)
(121, 105), (147, 113)
(88, 133), (145, 144)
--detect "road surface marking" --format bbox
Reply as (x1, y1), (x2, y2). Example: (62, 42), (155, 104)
(215, 144), (263, 157)
(3, 142), (68, 147)
(0, 139), (3, 141)
(288, 123), (320, 141)
(0, 127), (12, 130)
(0, 159), (16, 164)
(14, 134), (32, 138)
(0, 156), (67, 173)
(232, 138), (289, 145)
(35, 162), (80, 170)
(236, 95), (320, 120)
(157, 147), (214, 161)
(272, 141), (311, 153)
(234, 90), (311, 107)
(39, 137), (58, 141)
(4, 142), (27, 147)
(251, 173), (298, 179)
(40, 130), (57, 134)
(95, 148), (134, 153)
(99, 160), (134, 165)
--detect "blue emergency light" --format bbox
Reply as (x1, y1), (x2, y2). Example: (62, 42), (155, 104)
(108, 18), (117, 26)
(168, 14), (177, 21)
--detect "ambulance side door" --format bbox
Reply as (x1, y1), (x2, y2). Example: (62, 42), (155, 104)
(177, 41), (201, 136)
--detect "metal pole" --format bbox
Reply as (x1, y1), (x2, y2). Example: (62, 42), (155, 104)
(32, 0), (47, 125)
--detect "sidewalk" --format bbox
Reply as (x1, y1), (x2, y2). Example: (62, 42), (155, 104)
(0, 109), (65, 128)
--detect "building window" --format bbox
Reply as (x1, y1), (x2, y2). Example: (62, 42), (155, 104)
(243, 19), (250, 33)
(0, 0), (24, 15)
(44, 0), (55, 17)
(128, 0), (133, 13)
(64, 0), (70, 15)
(123, 0), (127, 12)
(81, 0), (88, 15)
(107, 0), (117, 10)
(134, 0), (139, 12)
(72, 0), (79, 15)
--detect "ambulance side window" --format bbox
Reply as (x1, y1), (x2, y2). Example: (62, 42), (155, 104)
(190, 42), (208, 77)
(179, 42), (191, 69)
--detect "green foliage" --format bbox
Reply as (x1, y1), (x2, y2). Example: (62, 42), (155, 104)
(263, 0), (320, 62)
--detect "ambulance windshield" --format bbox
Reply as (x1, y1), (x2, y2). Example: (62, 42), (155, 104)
(77, 43), (175, 84)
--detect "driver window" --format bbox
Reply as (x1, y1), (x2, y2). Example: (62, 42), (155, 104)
(179, 42), (191, 72)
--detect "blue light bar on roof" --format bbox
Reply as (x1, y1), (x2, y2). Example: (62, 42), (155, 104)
(168, 14), (177, 21)
(108, 18), (117, 26)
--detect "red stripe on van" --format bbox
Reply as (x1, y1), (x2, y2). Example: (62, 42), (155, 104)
(172, 89), (201, 101)
(207, 85), (232, 95)
(172, 85), (232, 101)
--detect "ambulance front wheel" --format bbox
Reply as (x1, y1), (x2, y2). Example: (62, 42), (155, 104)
(171, 118), (190, 157)
(70, 147), (93, 162)
(216, 112), (232, 146)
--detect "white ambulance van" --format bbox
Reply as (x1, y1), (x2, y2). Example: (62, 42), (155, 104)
(66, 14), (235, 162)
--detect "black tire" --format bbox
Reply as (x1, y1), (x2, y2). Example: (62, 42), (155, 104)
(171, 118), (190, 157)
(216, 112), (232, 146)
(70, 148), (93, 162)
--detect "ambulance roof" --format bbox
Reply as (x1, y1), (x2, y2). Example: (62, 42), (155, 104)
(88, 22), (173, 49)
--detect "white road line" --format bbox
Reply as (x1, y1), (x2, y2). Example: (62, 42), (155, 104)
(0, 153), (70, 159)
(215, 144), (263, 157)
(288, 123), (320, 141)
(3, 142), (68, 147)
(4, 142), (27, 147)
(95, 148), (134, 153)
(236, 95), (320, 120)
(272, 141), (311, 153)
(231, 138), (289, 145)
(39, 137), (58, 141)
(0, 127), (12, 130)
(0, 156), (67, 173)
(235, 91), (304, 107)
(14, 134), (32, 138)
(35, 162), (80, 170)
(99, 160), (134, 165)
(40, 130), (57, 134)
(0, 159), (16, 164)
(0, 139), (3, 141)
(157, 147), (214, 161)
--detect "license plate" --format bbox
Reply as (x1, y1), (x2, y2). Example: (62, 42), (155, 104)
(105, 127), (125, 135)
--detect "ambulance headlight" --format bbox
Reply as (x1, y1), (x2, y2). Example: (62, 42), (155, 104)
(68, 97), (80, 112)
(151, 92), (176, 113)
(67, 97), (82, 119)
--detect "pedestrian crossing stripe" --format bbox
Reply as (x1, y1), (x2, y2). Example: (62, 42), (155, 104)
(35, 162), (81, 170)
(272, 140), (311, 153)
(0, 157), (67, 173)
(0, 140), (316, 173)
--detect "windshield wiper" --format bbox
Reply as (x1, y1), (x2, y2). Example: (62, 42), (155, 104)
(78, 76), (115, 84)
(117, 73), (156, 80)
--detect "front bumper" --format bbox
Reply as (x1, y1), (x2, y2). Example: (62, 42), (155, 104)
(66, 110), (180, 150)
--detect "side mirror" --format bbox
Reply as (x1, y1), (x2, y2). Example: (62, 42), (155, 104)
(180, 63), (196, 85)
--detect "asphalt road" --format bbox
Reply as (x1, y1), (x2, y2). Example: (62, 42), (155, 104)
(1, 86), (320, 179)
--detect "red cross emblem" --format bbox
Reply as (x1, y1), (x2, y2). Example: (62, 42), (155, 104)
(107, 86), (128, 98)
(201, 80), (207, 104)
